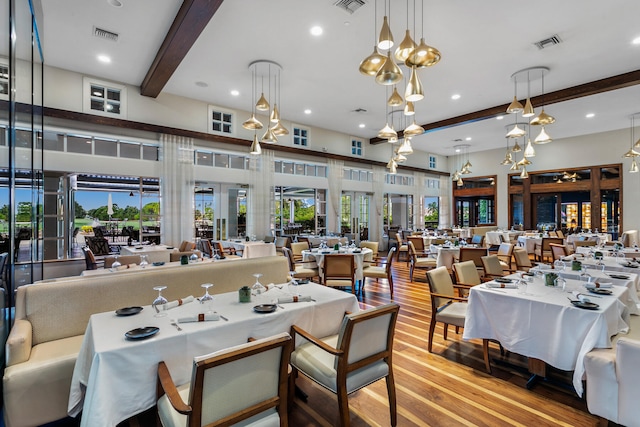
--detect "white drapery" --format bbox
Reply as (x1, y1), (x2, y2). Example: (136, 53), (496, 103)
(439, 175), (450, 229)
(247, 148), (275, 238)
(160, 134), (195, 246)
(327, 159), (344, 232)
(371, 165), (386, 243)
(413, 172), (428, 229)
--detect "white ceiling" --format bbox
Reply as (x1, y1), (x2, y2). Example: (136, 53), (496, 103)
(33, 0), (640, 156)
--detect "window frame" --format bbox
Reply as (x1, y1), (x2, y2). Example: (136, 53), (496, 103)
(82, 77), (127, 118)
(208, 105), (235, 136)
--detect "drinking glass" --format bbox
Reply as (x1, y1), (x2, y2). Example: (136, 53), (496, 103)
(288, 270), (299, 296)
(110, 255), (121, 271)
(200, 283), (214, 314)
(554, 260), (566, 271)
(152, 285), (168, 317)
(251, 273), (266, 296)
(139, 255), (149, 268)
(554, 276), (567, 292)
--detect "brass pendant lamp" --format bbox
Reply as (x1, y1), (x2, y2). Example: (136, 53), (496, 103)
(506, 77), (523, 114)
(404, 101), (415, 115)
(403, 119), (424, 137)
(397, 137), (414, 155)
(388, 87), (404, 106)
(242, 66), (264, 131)
(405, 65), (424, 102)
(375, 51), (404, 85)
(378, 6), (394, 51)
(249, 133), (262, 155)
(404, 0), (441, 68)
(359, 0), (386, 76)
(529, 68), (555, 126)
(534, 126), (552, 144)
(394, 0), (416, 62)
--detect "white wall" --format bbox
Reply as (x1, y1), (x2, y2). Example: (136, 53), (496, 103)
(452, 128), (638, 232)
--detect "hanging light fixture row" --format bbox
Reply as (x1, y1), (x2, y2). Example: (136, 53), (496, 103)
(243, 60), (289, 155)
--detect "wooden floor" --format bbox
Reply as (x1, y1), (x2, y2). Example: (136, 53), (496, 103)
(110, 256), (612, 427)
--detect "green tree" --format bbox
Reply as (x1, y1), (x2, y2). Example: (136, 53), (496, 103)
(16, 201), (32, 222)
(74, 201), (86, 218)
(0, 204), (8, 221)
(141, 202), (160, 217)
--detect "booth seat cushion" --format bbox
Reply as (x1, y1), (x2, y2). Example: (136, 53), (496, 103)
(4, 335), (84, 427)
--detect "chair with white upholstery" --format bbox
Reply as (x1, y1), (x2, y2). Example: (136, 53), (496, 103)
(290, 303), (400, 427)
(290, 241), (310, 262)
(282, 247), (319, 282)
(495, 242), (514, 271)
(480, 255), (507, 280)
(157, 332), (292, 427)
(452, 260), (483, 296)
(359, 241), (379, 267)
(408, 241), (437, 282)
(513, 247), (533, 272)
(322, 254), (356, 294)
(395, 233), (409, 263)
(362, 247), (396, 298)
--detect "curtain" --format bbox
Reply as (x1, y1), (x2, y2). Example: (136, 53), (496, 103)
(371, 165), (386, 243)
(439, 175), (450, 229)
(247, 149), (275, 238)
(160, 134), (195, 246)
(413, 172), (428, 229)
(328, 159), (344, 232)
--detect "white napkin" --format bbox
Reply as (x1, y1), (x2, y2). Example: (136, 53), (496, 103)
(486, 282), (517, 289)
(162, 295), (195, 311)
(572, 291), (591, 303)
(277, 296), (314, 303)
(585, 282), (612, 289)
(177, 313), (220, 322)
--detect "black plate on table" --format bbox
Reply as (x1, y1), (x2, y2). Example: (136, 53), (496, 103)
(570, 301), (600, 310)
(125, 326), (159, 340)
(297, 279), (310, 284)
(622, 263), (639, 268)
(165, 246), (174, 249)
(321, 251), (332, 254)
(253, 304), (277, 313)
(152, 262), (165, 266)
(495, 277), (513, 283)
(115, 306), (143, 316)
(608, 274), (629, 279)
(135, 246), (144, 249)
(588, 288), (613, 295)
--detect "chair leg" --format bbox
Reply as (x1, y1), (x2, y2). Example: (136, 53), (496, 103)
(409, 264), (414, 282)
(482, 339), (492, 374)
(337, 385), (350, 427)
(288, 366), (297, 411)
(385, 372), (398, 426)
(388, 275), (394, 299)
(443, 324), (448, 341)
(428, 319), (436, 352)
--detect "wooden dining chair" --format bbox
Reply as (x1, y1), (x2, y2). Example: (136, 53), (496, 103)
(81, 246), (99, 270)
(534, 237), (564, 262)
(290, 303), (400, 427)
(282, 247), (319, 282)
(458, 247), (487, 275)
(408, 241), (437, 282)
(290, 241), (310, 262)
(452, 260), (483, 296)
(513, 247), (533, 272)
(395, 233), (409, 262)
(322, 254), (356, 293)
(157, 332), (292, 427)
(481, 255), (507, 280)
(549, 243), (569, 263)
(362, 247), (396, 298)
(213, 241), (241, 259)
(359, 241), (379, 267)
(407, 236), (428, 256)
(495, 242), (514, 271)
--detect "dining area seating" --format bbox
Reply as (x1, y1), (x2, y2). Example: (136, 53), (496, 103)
(322, 254), (357, 293)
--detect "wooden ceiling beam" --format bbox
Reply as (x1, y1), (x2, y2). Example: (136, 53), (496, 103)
(140, 0), (224, 98)
(370, 69), (640, 144)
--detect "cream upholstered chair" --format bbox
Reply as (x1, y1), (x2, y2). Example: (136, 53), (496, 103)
(290, 241), (310, 262)
(290, 303), (400, 427)
(103, 255), (141, 268)
(157, 332), (292, 427)
(178, 240), (196, 252)
(395, 233), (408, 262)
(549, 243), (569, 263)
(362, 247), (396, 298)
(322, 254), (356, 293)
(495, 242), (514, 271)
(481, 255), (506, 280)
(452, 260), (483, 297)
(458, 247), (487, 276)
(425, 267), (467, 353)
(407, 236), (428, 256)
(408, 241), (437, 282)
(282, 247), (319, 282)
(359, 241), (379, 267)
(274, 236), (290, 255)
(513, 247), (533, 272)
(533, 237), (563, 262)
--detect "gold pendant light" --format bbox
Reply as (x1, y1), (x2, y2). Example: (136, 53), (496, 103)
(404, 101), (415, 115)
(378, 15), (394, 50)
(452, 170), (460, 181)
(242, 113), (263, 130)
(395, 29), (416, 62)
(509, 161), (519, 171)
(520, 166), (529, 179)
(457, 177), (464, 187)
(271, 120), (289, 136)
(516, 157), (532, 167)
(359, 46), (387, 76)
(270, 103), (280, 123)
(393, 146), (407, 163)
(524, 139), (536, 157)
(631, 158), (639, 173)
(378, 122), (397, 139)
(255, 91), (269, 112)
(405, 66), (424, 102)
(522, 97), (535, 117)
(388, 87), (403, 106)
(500, 150), (514, 165)
(511, 139), (522, 152)
(403, 119), (424, 137)
(375, 52), (404, 85)
(534, 126), (552, 144)
(506, 124), (526, 138)
(397, 138), (414, 155)
(387, 158), (397, 174)
(529, 108), (556, 126)
(405, 38), (441, 68)
(261, 127), (278, 144)
(506, 96), (523, 114)
(249, 134), (262, 155)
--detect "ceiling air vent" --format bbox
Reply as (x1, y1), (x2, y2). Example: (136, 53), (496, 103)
(334, 0), (366, 15)
(93, 27), (119, 42)
(534, 34), (561, 50)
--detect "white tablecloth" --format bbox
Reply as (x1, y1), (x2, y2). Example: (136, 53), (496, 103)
(120, 244), (177, 264)
(429, 245), (459, 269)
(301, 248), (372, 281)
(485, 231), (511, 246)
(216, 240), (275, 258)
(68, 283), (359, 427)
(463, 275), (629, 396)
(566, 233), (611, 246)
(517, 236), (542, 253)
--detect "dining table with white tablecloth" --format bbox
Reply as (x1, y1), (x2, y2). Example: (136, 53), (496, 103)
(566, 233), (611, 246)
(485, 231), (511, 246)
(119, 244), (177, 264)
(215, 240), (276, 258)
(463, 274), (630, 396)
(67, 283), (359, 427)
(301, 247), (372, 281)
(517, 235), (542, 254)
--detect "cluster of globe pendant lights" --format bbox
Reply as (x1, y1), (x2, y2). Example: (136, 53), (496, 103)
(358, 0), (440, 173)
(501, 67), (556, 178)
(242, 61), (289, 155)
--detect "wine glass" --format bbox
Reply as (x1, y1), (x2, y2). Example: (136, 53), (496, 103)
(288, 270), (299, 296)
(152, 285), (168, 317)
(251, 273), (266, 296)
(110, 255), (121, 271)
(200, 283), (214, 314)
(139, 255), (149, 268)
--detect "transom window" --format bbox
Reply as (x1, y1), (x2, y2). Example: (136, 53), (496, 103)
(429, 155), (437, 169)
(83, 77), (127, 118)
(209, 107), (233, 135)
(351, 138), (363, 156)
(293, 127), (309, 146)
(0, 64), (8, 97)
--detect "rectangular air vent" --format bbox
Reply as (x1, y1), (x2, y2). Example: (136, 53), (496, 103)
(334, 0), (366, 15)
(93, 27), (119, 42)
(534, 34), (561, 50)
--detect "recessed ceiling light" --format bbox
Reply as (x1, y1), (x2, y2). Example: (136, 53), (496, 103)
(465, 137), (472, 141)
(585, 113), (595, 118)
(455, 148), (461, 153)
(496, 115), (504, 120)
(451, 94), (461, 100)
(195, 81), (208, 88)
(310, 26), (323, 36)
(97, 55), (111, 63)
(304, 109), (312, 115)
(359, 123), (365, 128)
(632, 36), (640, 45)
(230, 90), (239, 96)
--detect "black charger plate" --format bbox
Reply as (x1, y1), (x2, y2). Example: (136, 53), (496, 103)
(115, 306), (143, 316)
(125, 326), (159, 340)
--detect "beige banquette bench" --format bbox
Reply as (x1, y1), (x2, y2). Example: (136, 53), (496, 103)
(3, 255), (288, 427)
(584, 314), (640, 426)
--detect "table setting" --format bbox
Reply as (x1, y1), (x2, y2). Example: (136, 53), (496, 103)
(301, 246), (372, 281)
(68, 282), (359, 427)
(463, 271), (630, 396)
